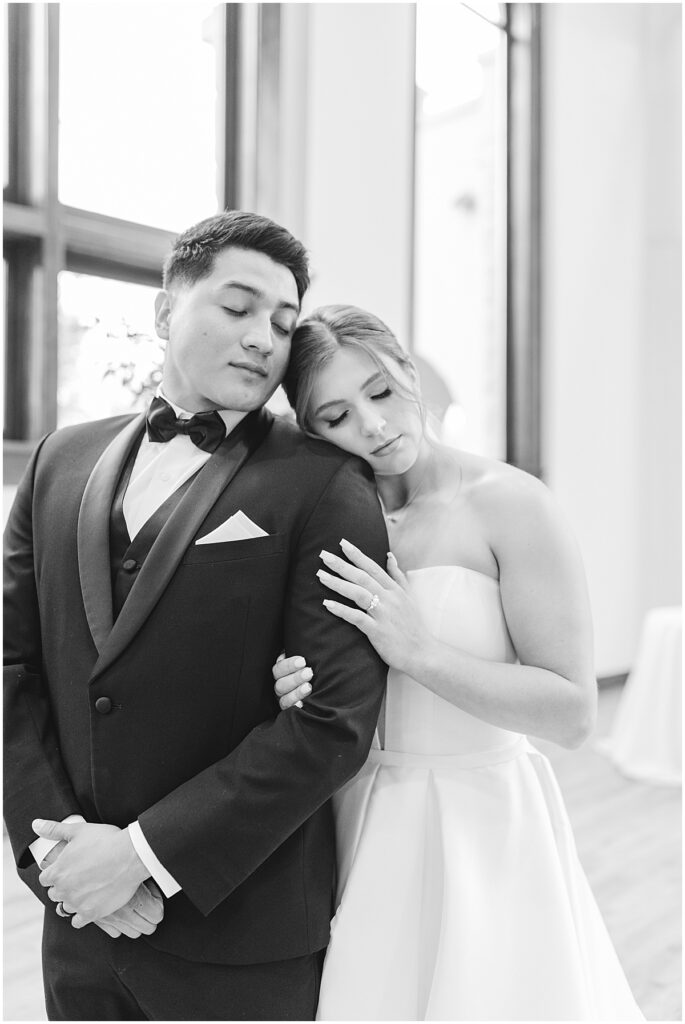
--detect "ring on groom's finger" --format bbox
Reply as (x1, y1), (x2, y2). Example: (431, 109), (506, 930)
(56, 902), (75, 918)
(366, 594), (380, 613)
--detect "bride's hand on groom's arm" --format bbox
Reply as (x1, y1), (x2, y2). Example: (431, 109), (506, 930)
(317, 541), (434, 676)
(273, 542), (433, 703)
(273, 653), (314, 710)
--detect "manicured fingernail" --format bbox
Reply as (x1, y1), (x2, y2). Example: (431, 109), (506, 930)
(320, 550), (333, 561)
(293, 657), (305, 669)
(323, 599), (332, 607)
(302, 668), (313, 681)
(387, 551), (396, 561)
(301, 683), (312, 695)
(340, 538), (355, 549)
(295, 700), (303, 708)
(32, 819), (45, 830)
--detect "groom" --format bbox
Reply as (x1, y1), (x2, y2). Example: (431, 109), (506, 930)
(4, 210), (388, 1020)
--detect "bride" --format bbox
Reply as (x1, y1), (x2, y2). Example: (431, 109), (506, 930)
(273, 305), (644, 1021)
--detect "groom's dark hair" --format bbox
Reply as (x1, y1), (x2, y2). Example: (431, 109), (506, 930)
(163, 209), (310, 303)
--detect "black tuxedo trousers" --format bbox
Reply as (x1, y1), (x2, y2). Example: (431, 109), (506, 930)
(4, 410), (388, 972)
(42, 906), (325, 1021)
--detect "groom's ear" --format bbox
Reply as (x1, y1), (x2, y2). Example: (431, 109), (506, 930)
(154, 290), (172, 340)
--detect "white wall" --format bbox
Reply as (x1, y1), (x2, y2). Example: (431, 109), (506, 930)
(637, 5), (682, 616)
(541, 4), (681, 675)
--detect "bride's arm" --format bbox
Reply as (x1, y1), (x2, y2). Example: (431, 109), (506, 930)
(412, 473), (596, 748)
(316, 473), (597, 750)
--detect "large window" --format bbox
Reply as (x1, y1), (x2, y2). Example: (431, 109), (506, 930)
(413, 2), (541, 472)
(57, 273), (161, 427)
(5, 3), (541, 481)
(414, 2), (508, 459)
(4, 3), (239, 479)
(58, 4), (222, 231)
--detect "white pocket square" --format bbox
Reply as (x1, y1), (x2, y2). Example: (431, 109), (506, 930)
(196, 510), (269, 545)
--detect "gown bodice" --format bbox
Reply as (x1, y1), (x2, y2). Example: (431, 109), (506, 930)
(379, 565), (519, 756)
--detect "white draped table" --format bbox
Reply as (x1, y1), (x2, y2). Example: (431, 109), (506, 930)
(597, 606), (682, 786)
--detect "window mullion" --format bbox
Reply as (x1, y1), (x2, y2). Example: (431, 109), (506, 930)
(6, 4), (33, 204)
(4, 241), (39, 438)
(62, 207), (175, 282)
(30, 3), (63, 437)
(220, 4), (240, 210)
(255, 3), (281, 219)
(506, 3), (542, 477)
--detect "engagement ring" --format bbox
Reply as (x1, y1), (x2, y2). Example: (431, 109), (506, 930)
(367, 594), (380, 613)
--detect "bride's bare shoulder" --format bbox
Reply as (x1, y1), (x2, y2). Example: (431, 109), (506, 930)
(455, 449), (556, 531)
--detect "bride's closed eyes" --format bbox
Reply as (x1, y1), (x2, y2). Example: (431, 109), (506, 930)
(324, 387), (393, 429)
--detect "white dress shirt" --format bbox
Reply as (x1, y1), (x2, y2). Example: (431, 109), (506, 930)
(125, 397), (221, 540)
(30, 391), (242, 898)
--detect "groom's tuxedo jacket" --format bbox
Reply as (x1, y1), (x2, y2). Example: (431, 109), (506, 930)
(4, 408), (388, 964)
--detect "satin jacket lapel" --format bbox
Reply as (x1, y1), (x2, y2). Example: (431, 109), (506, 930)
(90, 408), (274, 682)
(78, 414), (146, 656)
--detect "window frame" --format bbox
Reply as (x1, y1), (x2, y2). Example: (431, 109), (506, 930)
(3, 3), (242, 480)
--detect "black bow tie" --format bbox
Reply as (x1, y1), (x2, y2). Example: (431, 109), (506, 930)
(146, 396), (226, 453)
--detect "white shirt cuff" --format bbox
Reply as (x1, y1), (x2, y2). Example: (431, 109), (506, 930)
(128, 821), (181, 897)
(29, 813), (85, 865)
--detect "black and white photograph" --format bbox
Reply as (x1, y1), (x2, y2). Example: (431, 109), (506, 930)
(3, 2), (681, 1021)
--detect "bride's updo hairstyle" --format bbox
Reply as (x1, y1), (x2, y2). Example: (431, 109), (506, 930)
(283, 304), (422, 435)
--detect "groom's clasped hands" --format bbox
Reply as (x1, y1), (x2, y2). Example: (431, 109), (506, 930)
(33, 819), (163, 938)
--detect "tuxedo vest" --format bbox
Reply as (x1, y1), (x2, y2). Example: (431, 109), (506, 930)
(109, 439), (197, 620)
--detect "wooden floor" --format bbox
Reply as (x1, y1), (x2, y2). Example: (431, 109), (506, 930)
(535, 684), (682, 1022)
(3, 684), (681, 1021)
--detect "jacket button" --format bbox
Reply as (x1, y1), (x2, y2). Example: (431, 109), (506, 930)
(95, 696), (113, 715)
(122, 559), (139, 573)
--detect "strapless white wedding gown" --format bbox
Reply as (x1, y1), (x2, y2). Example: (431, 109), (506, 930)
(317, 566), (644, 1021)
